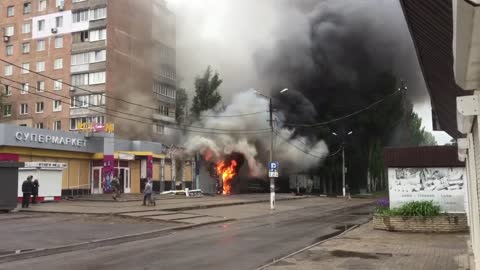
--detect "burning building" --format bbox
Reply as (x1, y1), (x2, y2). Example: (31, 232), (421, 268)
(185, 91), (329, 195)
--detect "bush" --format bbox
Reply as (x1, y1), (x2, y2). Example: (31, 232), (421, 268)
(376, 200), (441, 217)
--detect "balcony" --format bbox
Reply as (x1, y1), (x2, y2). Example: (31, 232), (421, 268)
(153, 113), (176, 124)
(70, 106), (106, 117)
(72, 40), (106, 53)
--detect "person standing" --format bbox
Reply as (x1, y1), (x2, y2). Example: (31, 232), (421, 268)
(22, 176), (33, 208)
(32, 179), (39, 204)
(143, 178), (153, 206)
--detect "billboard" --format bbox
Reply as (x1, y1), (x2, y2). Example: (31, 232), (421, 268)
(388, 167), (466, 213)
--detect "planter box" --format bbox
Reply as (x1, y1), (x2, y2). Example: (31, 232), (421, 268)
(373, 214), (468, 232)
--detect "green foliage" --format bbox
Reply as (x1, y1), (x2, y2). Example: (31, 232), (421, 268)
(377, 201), (441, 217)
(406, 106), (437, 146)
(175, 88), (188, 124)
(190, 66), (222, 119)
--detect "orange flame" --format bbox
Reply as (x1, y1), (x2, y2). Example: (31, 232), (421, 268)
(216, 160), (238, 195)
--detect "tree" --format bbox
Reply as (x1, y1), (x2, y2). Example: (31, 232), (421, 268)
(190, 66), (222, 118)
(405, 106), (437, 146)
(175, 88), (188, 124)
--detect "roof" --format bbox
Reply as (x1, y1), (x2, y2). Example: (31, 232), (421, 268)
(399, 0), (472, 138)
(384, 146), (464, 167)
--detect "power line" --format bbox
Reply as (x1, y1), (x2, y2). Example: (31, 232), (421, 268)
(0, 58), (269, 119)
(1, 83), (271, 135)
(0, 76), (271, 133)
(282, 88), (404, 128)
(275, 131), (340, 158)
(199, 111), (267, 118)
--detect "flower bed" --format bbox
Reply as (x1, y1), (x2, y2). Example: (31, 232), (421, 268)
(372, 199), (467, 232)
(373, 214), (468, 232)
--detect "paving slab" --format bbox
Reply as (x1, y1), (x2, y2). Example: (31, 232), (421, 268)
(263, 221), (469, 270)
(143, 213), (201, 221)
(119, 211), (174, 217)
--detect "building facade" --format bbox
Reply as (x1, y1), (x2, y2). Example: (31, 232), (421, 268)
(0, 123), (193, 195)
(0, 0), (176, 140)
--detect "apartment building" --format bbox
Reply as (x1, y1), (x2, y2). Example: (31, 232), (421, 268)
(0, 0), (176, 141)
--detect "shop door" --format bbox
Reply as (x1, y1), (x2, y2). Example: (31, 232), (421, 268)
(92, 167), (103, 194)
(123, 168), (131, 193)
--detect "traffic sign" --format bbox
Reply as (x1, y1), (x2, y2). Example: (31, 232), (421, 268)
(268, 161), (279, 178)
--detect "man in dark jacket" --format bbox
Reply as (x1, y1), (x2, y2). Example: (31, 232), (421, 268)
(22, 176), (33, 208)
(32, 179), (39, 204)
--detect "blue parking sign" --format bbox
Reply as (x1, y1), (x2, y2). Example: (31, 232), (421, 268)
(269, 162), (279, 178)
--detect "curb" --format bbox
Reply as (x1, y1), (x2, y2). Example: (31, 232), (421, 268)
(18, 196), (311, 215)
(0, 218), (235, 264)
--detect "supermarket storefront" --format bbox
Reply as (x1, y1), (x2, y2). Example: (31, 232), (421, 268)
(0, 124), (193, 196)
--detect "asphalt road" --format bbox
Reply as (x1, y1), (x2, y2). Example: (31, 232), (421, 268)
(0, 203), (373, 270)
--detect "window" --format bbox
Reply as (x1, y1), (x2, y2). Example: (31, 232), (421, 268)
(53, 120), (61, 130)
(55, 36), (63, 48)
(55, 16), (63, 28)
(36, 81), (45, 92)
(24, 2), (32, 14)
(22, 22), (31, 34)
(5, 26), (14, 37)
(38, 0), (47, 11)
(90, 7), (107, 20)
(155, 124), (165, 134)
(72, 10), (89, 23)
(92, 50), (106, 62)
(73, 30), (89, 43)
(4, 65), (13, 76)
(22, 43), (30, 54)
(89, 28), (107, 42)
(35, 123), (44, 129)
(54, 80), (62, 90)
(3, 105), (12, 117)
(71, 95), (89, 108)
(36, 61), (45, 72)
(54, 58), (63, 70)
(21, 83), (29, 94)
(36, 40), (45, 51)
(53, 100), (62, 111)
(70, 116), (104, 130)
(21, 63), (30, 74)
(89, 71), (106, 84)
(20, 104), (28, 115)
(56, 0), (64, 7)
(4, 85), (12, 96)
(6, 45), (13, 56)
(36, 102), (44, 113)
(38, 20), (45, 31)
(7, 6), (14, 17)
(71, 73), (88, 86)
(71, 50), (106, 65)
(90, 94), (105, 106)
(73, 0), (87, 3)
(159, 105), (169, 116)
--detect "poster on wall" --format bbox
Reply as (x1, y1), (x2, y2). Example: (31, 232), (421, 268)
(388, 167), (465, 213)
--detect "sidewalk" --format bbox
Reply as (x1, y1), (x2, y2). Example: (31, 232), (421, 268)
(263, 221), (470, 270)
(17, 194), (310, 214)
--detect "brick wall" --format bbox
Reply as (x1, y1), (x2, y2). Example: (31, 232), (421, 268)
(373, 214), (468, 232)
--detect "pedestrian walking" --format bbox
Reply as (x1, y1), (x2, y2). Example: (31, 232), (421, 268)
(346, 184), (351, 200)
(111, 176), (121, 201)
(32, 179), (39, 204)
(143, 178), (153, 206)
(21, 176), (33, 208)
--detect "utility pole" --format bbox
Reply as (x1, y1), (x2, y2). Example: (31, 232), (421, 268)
(269, 97), (275, 210)
(342, 145), (345, 197)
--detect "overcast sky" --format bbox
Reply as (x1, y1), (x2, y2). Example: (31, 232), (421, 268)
(167, 0), (453, 145)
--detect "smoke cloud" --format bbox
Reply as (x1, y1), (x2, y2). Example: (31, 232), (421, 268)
(184, 91), (329, 176)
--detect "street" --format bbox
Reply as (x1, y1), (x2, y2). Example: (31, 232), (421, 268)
(0, 200), (373, 270)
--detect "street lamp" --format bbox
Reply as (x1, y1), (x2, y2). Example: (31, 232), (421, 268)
(332, 130), (353, 197)
(254, 88), (288, 210)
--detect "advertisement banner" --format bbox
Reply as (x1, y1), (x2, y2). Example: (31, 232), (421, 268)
(388, 167), (466, 213)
